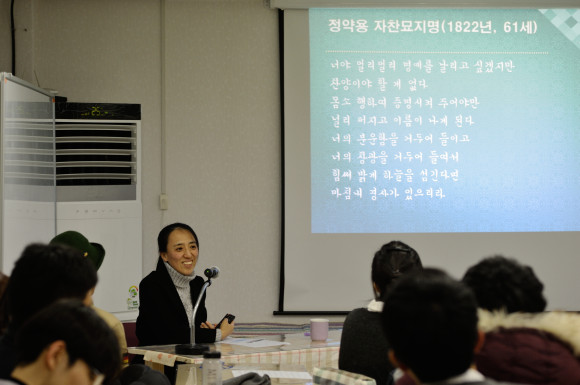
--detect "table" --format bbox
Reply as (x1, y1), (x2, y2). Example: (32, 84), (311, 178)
(175, 363), (313, 385)
(128, 329), (341, 375)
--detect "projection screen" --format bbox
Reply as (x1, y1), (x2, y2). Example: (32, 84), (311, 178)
(276, 2), (580, 313)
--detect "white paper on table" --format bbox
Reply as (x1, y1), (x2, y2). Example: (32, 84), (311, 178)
(232, 370), (312, 380)
(218, 337), (290, 348)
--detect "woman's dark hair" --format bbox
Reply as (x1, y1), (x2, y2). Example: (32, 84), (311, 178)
(372, 240), (423, 298)
(462, 255), (547, 313)
(157, 222), (198, 253)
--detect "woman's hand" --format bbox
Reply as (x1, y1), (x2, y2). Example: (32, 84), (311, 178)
(200, 321), (216, 329)
(199, 320), (234, 339)
(220, 319), (235, 339)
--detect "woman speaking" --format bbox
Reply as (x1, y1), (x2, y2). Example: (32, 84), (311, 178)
(136, 223), (234, 347)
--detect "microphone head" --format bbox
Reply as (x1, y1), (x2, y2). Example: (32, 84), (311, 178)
(204, 266), (220, 279)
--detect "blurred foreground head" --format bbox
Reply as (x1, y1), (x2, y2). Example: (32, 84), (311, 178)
(382, 268), (479, 383)
(14, 299), (120, 384)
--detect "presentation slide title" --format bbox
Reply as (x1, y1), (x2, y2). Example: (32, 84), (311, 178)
(327, 19), (539, 34)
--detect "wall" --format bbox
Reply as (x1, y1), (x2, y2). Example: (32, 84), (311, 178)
(0, 0), (33, 79)
(0, 0), (346, 323)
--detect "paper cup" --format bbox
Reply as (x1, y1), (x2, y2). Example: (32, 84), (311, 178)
(310, 318), (329, 341)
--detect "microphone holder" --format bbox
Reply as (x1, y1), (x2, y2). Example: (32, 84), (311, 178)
(175, 278), (212, 355)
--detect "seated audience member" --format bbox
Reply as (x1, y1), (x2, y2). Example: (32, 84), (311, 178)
(0, 299), (120, 385)
(462, 255), (580, 385)
(339, 241), (422, 385)
(382, 268), (518, 385)
(0, 243), (97, 379)
(50, 230), (129, 367)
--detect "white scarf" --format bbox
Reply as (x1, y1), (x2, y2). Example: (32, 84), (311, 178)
(367, 299), (384, 312)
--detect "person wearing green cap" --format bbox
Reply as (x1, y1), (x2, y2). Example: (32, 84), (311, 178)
(49, 231), (106, 271)
(49, 231), (129, 368)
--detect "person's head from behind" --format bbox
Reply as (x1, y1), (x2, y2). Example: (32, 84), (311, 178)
(462, 255), (546, 313)
(13, 299), (120, 385)
(372, 240), (422, 299)
(157, 222), (199, 276)
(5, 243), (98, 327)
(382, 268), (481, 383)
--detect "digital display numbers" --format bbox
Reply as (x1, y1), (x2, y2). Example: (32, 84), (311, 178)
(55, 102), (141, 120)
(80, 105), (112, 118)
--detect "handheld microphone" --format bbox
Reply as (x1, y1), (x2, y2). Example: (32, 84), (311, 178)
(204, 266), (220, 279)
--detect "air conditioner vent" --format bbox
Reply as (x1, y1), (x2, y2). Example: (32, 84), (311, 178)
(2, 121), (55, 190)
(54, 122), (137, 187)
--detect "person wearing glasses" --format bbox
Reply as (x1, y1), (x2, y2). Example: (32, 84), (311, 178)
(0, 299), (119, 385)
(0, 244), (98, 379)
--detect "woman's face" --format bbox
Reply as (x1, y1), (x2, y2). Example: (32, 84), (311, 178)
(161, 228), (198, 276)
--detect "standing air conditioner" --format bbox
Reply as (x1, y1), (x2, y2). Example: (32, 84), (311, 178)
(55, 102), (141, 321)
(0, 73), (56, 274)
